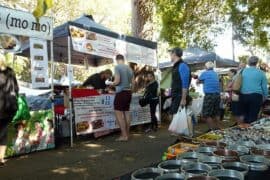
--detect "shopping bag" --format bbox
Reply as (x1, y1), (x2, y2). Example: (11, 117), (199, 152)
(168, 107), (193, 136)
(12, 95), (31, 123)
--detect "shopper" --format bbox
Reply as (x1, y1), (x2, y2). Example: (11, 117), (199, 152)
(226, 69), (239, 123)
(82, 69), (112, 90)
(197, 61), (220, 131)
(106, 54), (133, 141)
(143, 71), (159, 132)
(0, 53), (19, 166)
(169, 47), (191, 115)
(239, 56), (268, 124)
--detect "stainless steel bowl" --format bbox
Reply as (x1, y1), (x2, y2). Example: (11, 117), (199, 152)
(251, 148), (270, 158)
(131, 168), (163, 180)
(158, 160), (187, 173)
(199, 156), (222, 170)
(222, 162), (249, 176)
(213, 149), (239, 162)
(196, 147), (217, 156)
(209, 169), (244, 180)
(203, 141), (226, 148)
(227, 145), (249, 156)
(177, 152), (204, 162)
(186, 176), (219, 180)
(181, 162), (212, 178)
(257, 144), (270, 151)
(155, 173), (185, 180)
(238, 140), (256, 148)
(240, 155), (270, 171)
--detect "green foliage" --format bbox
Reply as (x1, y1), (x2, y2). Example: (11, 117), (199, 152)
(238, 55), (249, 64)
(155, 0), (225, 50)
(156, 0), (270, 52)
(227, 0), (270, 52)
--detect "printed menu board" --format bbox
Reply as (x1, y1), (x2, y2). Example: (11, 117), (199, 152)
(69, 25), (157, 67)
(30, 38), (49, 88)
(73, 94), (151, 135)
(126, 42), (157, 67)
(69, 25), (118, 59)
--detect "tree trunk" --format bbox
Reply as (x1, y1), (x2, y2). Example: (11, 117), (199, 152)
(131, 0), (141, 38)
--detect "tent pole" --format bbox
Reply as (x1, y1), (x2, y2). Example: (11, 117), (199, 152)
(156, 49), (162, 124)
(68, 36), (73, 147)
(50, 40), (55, 146)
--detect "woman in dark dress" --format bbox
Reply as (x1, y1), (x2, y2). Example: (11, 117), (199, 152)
(0, 53), (19, 166)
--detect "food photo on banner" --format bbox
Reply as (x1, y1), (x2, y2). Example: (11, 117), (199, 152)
(0, 6), (55, 157)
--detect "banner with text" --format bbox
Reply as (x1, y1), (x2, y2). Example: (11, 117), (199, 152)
(0, 6), (53, 40)
(73, 94), (151, 135)
(30, 38), (49, 88)
(69, 25), (157, 67)
(69, 25), (119, 59)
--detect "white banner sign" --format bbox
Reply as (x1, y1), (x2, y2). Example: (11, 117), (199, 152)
(73, 94), (151, 135)
(69, 25), (118, 59)
(0, 6), (53, 40)
(126, 42), (157, 67)
(30, 38), (49, 88)
(69, 25), (157, 67)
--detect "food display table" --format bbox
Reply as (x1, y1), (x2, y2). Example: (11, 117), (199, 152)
(72, 89), (151, 135)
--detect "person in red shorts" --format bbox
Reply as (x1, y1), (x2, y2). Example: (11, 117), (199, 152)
(106, 54), (134, 141)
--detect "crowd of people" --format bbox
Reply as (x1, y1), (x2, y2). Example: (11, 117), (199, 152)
(168, 47), (268, 133)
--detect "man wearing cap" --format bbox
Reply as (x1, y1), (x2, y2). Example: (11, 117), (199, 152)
(197, 61), (221, 131)
(239, 56), (268, 124)
(169, 47), (191, 115)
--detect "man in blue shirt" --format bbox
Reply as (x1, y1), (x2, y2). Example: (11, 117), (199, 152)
(239, 56), (268, 123)
(198, 61), (221, 131)
(169, 47), (191, 115)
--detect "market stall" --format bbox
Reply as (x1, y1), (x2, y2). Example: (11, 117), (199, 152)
(0, 5), (55, 157)
(52, 15), (158, 145)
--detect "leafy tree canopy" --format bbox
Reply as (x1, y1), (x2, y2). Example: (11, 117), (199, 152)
(155, 0), (270, 52)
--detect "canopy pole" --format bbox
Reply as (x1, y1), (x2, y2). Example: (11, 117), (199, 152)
(50, 40), (55, 145)
(68, 36), (73, 147)
(156, 49), (162, 124)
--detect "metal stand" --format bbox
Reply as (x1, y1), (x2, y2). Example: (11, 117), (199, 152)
(67, 36), (73, 147)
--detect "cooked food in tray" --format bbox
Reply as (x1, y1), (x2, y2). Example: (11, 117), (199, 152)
(86, 32), (97, 40)
(76, 121), (90, 132)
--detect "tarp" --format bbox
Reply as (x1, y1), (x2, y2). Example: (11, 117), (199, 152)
(160, 68), (172, 89)
(159, 47), (238, 69)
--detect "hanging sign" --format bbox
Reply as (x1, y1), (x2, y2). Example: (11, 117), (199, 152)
(126, 42), (157, 67)
(30, 38), (49, 88)
(0, 6), (53, 40)
(69, 25), (118, 59)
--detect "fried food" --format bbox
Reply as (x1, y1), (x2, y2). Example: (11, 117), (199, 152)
(85, 43), (93, 51)
(92, 119), (104, 129)
(76, 121), (90, 132)
(86, 32), (97, 40)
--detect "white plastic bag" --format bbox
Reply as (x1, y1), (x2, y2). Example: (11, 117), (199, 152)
(168, 107), (193, 136)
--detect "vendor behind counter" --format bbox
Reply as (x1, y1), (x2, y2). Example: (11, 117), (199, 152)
(82, 69), (112, 89)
